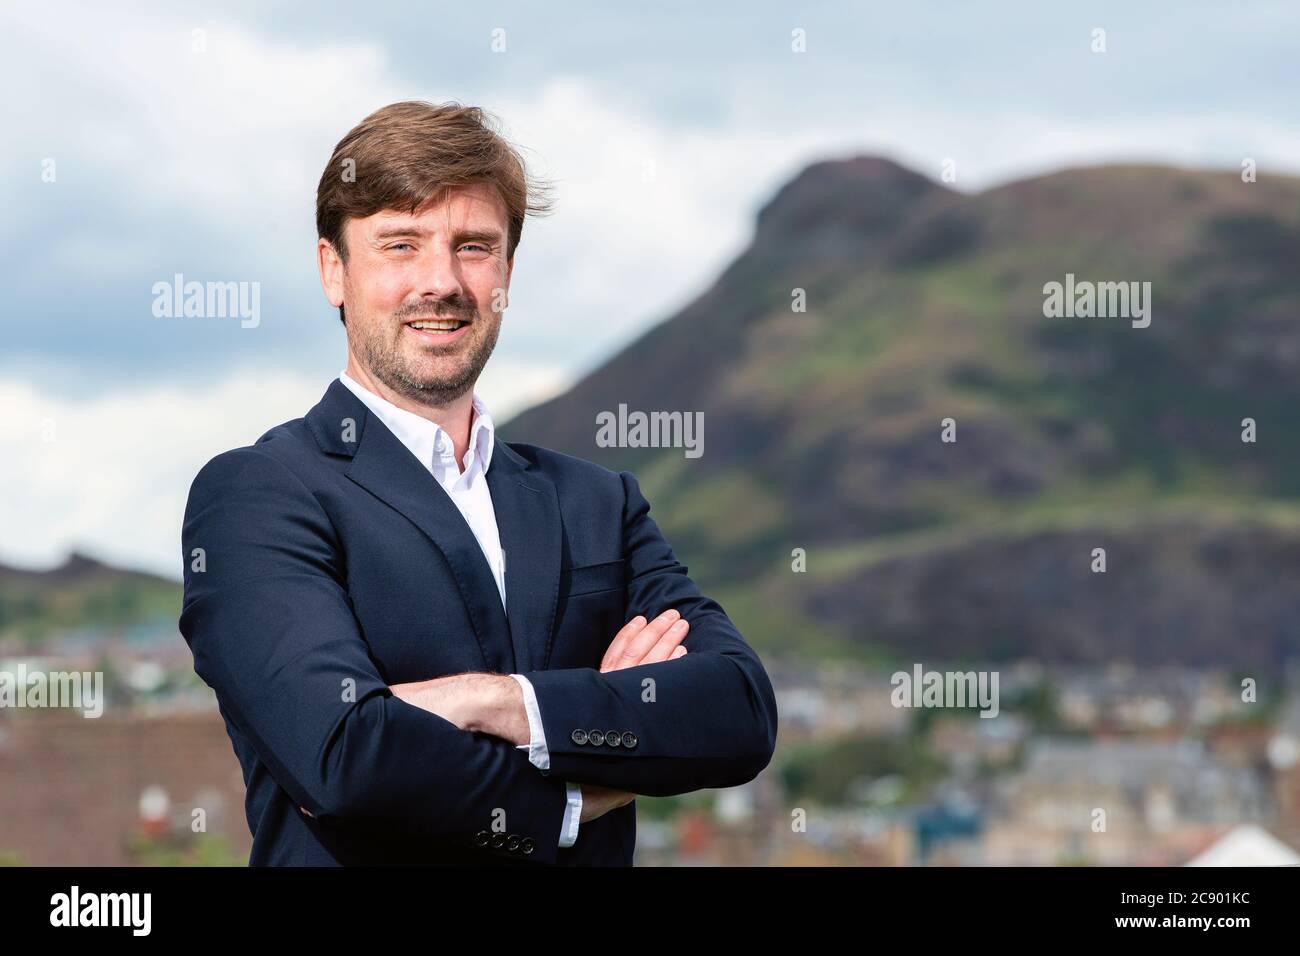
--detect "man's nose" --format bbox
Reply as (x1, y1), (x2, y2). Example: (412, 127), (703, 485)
(414, 245), (465, 301)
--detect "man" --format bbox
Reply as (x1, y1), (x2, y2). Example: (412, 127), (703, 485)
(179, 101), (778, 866)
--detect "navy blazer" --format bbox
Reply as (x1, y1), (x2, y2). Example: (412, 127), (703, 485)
(179, 378), (778, 865)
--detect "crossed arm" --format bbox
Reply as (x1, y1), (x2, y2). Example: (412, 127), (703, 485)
(388, 608), (692, 824)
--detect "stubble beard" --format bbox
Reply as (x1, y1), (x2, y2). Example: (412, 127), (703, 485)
(351, 305), (502, 408)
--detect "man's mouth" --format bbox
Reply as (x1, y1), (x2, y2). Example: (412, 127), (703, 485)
(405, 317), (472, 342)
(406, 318), (470, 334)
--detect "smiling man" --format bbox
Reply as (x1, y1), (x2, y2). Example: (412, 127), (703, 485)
(178, 100), (778, 866)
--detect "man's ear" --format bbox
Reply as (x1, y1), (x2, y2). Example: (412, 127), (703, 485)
(318, 237), (345, 308)
(499, 255), (514, 312)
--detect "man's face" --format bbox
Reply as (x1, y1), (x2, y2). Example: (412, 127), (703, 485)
(322, 180), (514, 406)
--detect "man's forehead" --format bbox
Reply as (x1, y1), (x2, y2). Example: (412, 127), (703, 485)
(362, 185), (506, 232)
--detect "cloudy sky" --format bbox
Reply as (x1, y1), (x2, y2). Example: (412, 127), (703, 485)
(2, 0), (1297, 577)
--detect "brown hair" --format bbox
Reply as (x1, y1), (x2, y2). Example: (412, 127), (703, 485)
(316, 100), (554, 324)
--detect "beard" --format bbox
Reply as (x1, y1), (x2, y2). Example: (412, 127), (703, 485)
(350, 297), (501, 408)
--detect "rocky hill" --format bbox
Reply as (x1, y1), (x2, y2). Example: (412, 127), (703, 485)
(502, 157), (1300, 667)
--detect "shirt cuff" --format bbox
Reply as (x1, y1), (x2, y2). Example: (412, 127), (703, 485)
(559, 782), (582, 848)
(509, 673), (550, 772)
(510, 674), (580, 848)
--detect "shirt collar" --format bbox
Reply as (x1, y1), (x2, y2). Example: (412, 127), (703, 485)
(337, 369), (495, 474)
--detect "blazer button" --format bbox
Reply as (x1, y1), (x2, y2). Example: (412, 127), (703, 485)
(474, 830), (490, 846)
(571, 728), (589, 746)
(490, 832), (507, 849)
(605, 730), (621, 747)
(506, 834), (521, 852)
(521, 837), (536, 855)
(621, 732), (638, 749)
(588, 729), (605, 746)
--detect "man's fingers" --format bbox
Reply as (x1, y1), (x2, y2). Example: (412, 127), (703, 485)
(613, 608), (681, 669)
(670, 645), (688, 659)
(600, 615), (647, 671)
(602, 611), (670, 671)
(640, 619), (690, 664)
(600, 609), (692, 672)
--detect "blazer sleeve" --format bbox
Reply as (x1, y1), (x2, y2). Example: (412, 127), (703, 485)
(518, 470), (779, 796)
(179, 446), (571, 862)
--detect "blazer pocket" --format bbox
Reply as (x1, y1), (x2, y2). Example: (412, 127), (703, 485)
(560, 558), (626, 597)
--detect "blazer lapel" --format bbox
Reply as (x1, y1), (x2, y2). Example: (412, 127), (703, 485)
(307, 379), (518, 673)
(485, 441), (563, 673)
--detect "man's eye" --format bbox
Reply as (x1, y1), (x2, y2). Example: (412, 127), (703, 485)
(460, 244), (490, 254)
(389, 242), (414, 252)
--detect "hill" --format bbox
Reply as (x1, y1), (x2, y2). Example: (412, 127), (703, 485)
(0, 552), (180, 645)
(501, 157), (1300, 667)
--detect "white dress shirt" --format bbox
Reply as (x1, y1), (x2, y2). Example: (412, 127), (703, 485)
(338, 370), (582, 848)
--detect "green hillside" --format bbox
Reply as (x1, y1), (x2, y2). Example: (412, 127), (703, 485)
(502, 158), (1300, 667)
(0, 553), (180, 645)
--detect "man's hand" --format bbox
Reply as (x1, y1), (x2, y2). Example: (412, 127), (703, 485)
(391, 673), (638, 823)
(390, 611), (689, 818)
(583, 612), (690, 816)
(579, 783), (635, 823)
(600, 608), (690, 673)
(391, 609), (691, 734)
(389, 673), (530, 745)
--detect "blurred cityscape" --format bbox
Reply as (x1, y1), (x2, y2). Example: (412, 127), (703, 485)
(3, 554), (1299, 866)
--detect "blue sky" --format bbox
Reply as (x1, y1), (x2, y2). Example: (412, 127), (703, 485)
(2, 0), (1298, 576)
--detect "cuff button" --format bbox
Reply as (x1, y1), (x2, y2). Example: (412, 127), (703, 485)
(606, 730), (621, 747)
(521, 837), (536, 855)
(588, 730), (605, 746)
(474, 830), (490, 846)
(571, 728), (589, 745)
(621, 732), (638, 749)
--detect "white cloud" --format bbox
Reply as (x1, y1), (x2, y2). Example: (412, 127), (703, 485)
(0, 2), (400, 261)
(0, 370), (323, 578)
